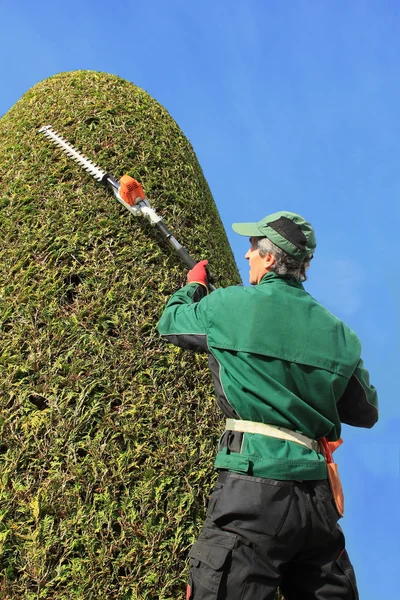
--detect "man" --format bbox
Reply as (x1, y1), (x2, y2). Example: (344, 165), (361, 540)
(157, 211), (378, 600)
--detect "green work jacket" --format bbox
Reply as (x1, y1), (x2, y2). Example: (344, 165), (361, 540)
(157, 273), (378, 480)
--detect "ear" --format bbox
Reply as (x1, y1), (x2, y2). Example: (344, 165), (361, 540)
(263, 252), (276, 271)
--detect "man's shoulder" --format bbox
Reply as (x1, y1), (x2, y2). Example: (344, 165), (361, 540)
(303, 291), (362, 354)
(204, 284), (266, 318)
(208, 284), (255, 302)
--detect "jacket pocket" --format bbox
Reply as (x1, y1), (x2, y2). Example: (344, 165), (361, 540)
(188, 531), (236, 598)
(214, 447), (250, 474)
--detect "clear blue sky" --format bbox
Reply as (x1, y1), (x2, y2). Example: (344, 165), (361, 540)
(1, 1), (398, 598)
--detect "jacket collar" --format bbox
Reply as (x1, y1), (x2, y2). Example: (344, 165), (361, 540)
(259, 272), (304, 289)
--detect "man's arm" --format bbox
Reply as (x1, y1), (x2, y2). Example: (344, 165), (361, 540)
(157, 282), (210, 352)
(336, 358), (378, 428)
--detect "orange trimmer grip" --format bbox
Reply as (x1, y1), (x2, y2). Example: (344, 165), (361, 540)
(119, 175), (146, 206)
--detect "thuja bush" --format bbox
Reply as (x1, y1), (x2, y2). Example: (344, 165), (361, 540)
(0, 71), (241, 599)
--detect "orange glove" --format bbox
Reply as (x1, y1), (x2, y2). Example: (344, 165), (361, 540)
(187, 260), (209, 288)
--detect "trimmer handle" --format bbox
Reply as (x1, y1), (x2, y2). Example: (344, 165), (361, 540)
(120, 175), (216, 291)
(172, 244), (216, 292)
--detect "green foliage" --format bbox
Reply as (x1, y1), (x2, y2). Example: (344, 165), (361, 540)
(0, 71), (241, 598)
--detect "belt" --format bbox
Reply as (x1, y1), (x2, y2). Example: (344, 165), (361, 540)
(225, 419), (319, 452)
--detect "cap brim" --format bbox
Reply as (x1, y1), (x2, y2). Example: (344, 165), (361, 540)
(232, 222), (261, 237)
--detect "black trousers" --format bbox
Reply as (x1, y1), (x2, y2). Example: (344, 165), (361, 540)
(187, 471), (359, 600)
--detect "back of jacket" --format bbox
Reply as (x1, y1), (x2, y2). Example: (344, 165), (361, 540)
(158, 273), (378, 480)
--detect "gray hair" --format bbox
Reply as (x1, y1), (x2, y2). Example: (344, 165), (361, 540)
(256, 237), (312, 282)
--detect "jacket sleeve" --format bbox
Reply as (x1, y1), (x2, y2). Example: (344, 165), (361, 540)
(157, 283), (211, 352)
(336, 358), (379, 428)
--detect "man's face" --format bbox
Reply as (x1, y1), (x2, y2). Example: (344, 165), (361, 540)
(245, 237), (275, 285)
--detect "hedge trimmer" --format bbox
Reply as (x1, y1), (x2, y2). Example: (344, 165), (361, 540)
(39, 125), (215, 290)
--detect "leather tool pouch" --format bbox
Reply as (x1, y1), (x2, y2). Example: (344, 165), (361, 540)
(326, 461), (344, 517)
(320, 437), (345, 517)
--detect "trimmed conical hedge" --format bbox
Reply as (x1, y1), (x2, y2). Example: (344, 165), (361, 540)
(0, 71), (241, 599)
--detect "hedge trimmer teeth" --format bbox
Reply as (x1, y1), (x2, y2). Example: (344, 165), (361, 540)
(39, 125), (107, 182)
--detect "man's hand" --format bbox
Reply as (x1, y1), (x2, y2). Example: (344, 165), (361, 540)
(187, 260), (209, 288)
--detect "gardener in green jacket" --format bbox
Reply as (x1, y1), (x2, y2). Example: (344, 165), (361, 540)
(157, 211), (378, 600)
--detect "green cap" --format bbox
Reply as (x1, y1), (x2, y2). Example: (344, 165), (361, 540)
(232, 211), (316, 261)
